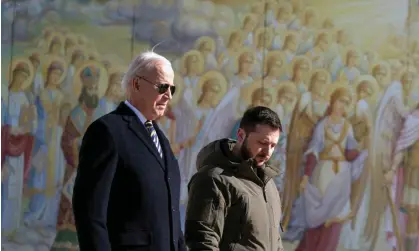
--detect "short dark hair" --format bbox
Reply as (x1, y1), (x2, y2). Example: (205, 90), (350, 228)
(239, 106), (282, 133)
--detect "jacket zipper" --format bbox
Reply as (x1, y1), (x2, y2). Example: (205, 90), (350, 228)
(262, 184), (272, 251)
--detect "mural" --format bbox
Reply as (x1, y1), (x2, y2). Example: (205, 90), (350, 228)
(1, 0), (419, 250)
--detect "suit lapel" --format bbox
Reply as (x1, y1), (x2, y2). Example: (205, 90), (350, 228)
(118, 103), (165, 170)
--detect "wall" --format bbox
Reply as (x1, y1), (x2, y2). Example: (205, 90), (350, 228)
(1, 0), (419, 250)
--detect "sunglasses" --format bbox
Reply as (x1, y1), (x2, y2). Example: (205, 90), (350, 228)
(137, 76), (176, 95)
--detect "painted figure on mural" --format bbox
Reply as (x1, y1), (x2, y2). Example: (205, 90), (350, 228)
(287, 55), (312, 95)
(229, 48), (255, 88)
(28, 53), (44, 98)
(62, 47), (87, 95)
(177, 70), (228, 204)
(241, 14), (257, 47)
(157, 73), (184, 156)
(270, 81), (299, 192)
(93, 67), (125, 119)
(365, 67), (419, 251)
(282, 68), (331, 241)
(51, 63), (104, 250)
(24, 56), (68, 228)
(1, 59), (37, 236)
(217, 30), (244, 75)
(255, 50), (288, 86)
(230, 85), (276, 139)
(295, 85), (368, 251)
(194, 36), (218, 71)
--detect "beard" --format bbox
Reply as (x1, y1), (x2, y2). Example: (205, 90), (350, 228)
(79, 88), (99, 109)
(240, 136), (269, 167)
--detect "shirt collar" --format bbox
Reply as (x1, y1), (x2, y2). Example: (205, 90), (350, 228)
(124, 100), (147, 125)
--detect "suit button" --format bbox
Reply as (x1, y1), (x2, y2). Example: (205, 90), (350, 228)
(172, 207), (176, 212)
(168, 177), (171, 180)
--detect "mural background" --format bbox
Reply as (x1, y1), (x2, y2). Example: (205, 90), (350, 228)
(1, 0), (419, 250)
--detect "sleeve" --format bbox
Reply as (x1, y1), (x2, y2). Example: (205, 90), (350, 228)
(184, 173), (228, 251)
(72, 120), (118, 251)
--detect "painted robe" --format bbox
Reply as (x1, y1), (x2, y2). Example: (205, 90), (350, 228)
(295, 118), (368, 251)
(51, 105), (97, 250)
(1, 91), (36, 234)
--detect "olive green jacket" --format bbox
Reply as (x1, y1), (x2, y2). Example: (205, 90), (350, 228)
(185, 139), (284, 251)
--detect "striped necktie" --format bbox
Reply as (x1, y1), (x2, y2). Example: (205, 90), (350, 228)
(144, 120), (163, 158)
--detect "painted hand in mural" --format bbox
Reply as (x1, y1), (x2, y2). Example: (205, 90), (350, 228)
(299, 175), (309, 192)
(383, 169), (395, 186)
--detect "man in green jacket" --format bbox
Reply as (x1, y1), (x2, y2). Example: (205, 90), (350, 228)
(185, 106), (285, 251)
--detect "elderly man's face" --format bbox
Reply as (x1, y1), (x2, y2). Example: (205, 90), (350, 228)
(134, 61), (174, 120)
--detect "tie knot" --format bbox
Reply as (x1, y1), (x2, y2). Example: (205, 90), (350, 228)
(145, 120), (153, 128)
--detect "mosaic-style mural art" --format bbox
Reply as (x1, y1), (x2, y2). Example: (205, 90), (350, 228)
(1, 0), (419, 250)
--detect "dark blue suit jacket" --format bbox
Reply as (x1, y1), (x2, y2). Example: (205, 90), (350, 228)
(72, 102), (186, 251)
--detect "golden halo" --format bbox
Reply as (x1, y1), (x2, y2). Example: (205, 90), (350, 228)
(88, 50), (100, 61)
(196, 70), (228, 104)
(276, 80), (298, 98)
(324, 82), (355, 111)
(254, 27), (274, 47)
(400, 66), (417, 76)
(42, 27), (55, 36)
(287, 55), (312, 78)
(41, 55), (69, 84)
(234, 46), (256, 73)
(340, 46), (361, 66)
(354, 74), (379, 103)
(370, 60), (391, 77)
(264, 50), (287, 76)
(242, 13), (258, 27)
(194, 36), (216, 52)
(6, 57), (35, 91)
(313, 30), (331, 45)
(73, 60), (108, 99)
(46, 32), (64, 51)
(66, 45), (87, 63)
(171, 72), (185, 107)
(310, 68), (332, 86)
(64, 33), (78, 45)
(241, 83), (276, 109)
(23, 48), (44, 58)
(284, 30), (300, 43)
(180, 50), (205, 75)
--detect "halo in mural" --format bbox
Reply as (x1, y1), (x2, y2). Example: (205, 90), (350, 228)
(324, 81), (355, 112)
(73, 60), (108, 99)
(171, 72), (185, 107)
(354, 74), (379, 104)
(276, 80), (298, 100)
(41, 54), (69, 85)
(196, 70), (228, 104)
(46, 32), (65, 51)
(180, 50), (205, 75)
(6, 57), (35, 91)
(194, 36), (216, 52)
(287, 55), (312, 79)
(264, 50), (287, 77)
(66, 45), (88, 63)
(240, 83), (276, 109)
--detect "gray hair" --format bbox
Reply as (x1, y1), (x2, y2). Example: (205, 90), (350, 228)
(122, 51), (172, 94)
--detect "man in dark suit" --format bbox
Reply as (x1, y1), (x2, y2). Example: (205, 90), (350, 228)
(72, 51), (186, 251)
